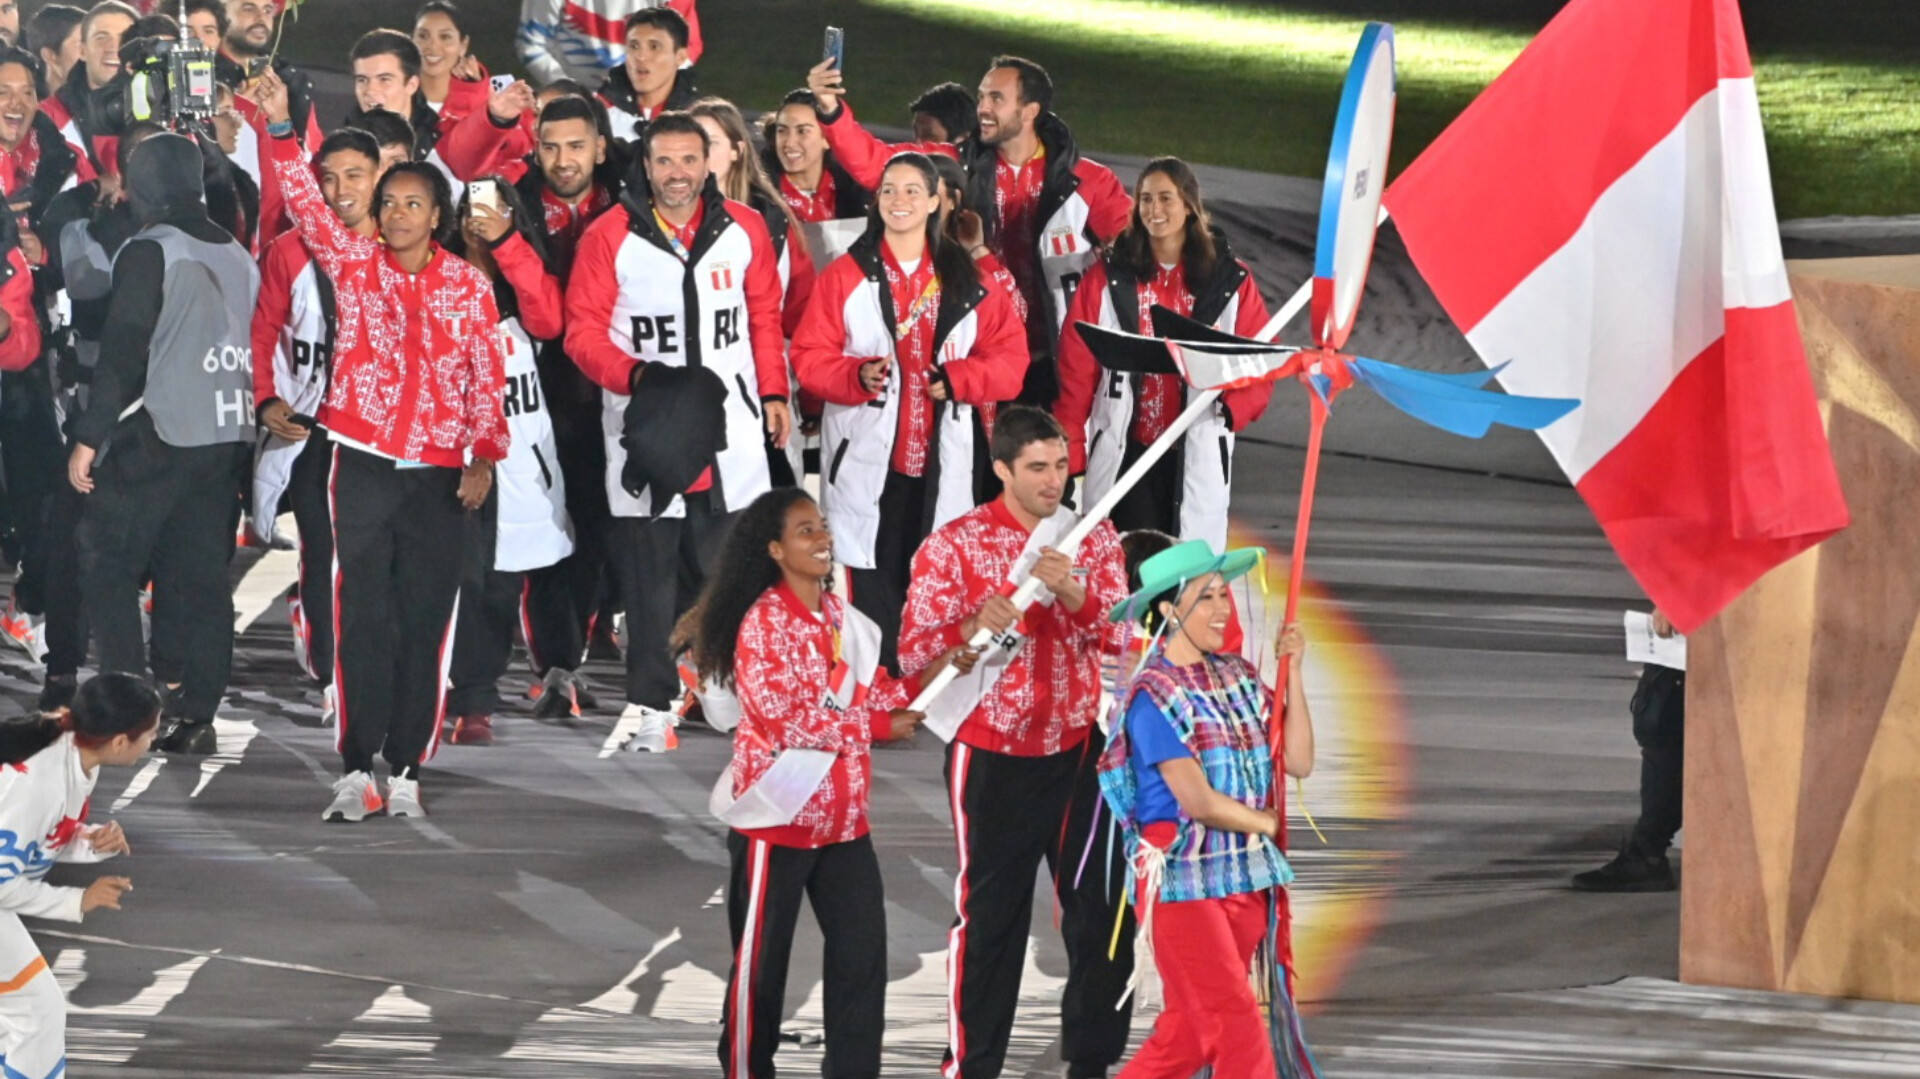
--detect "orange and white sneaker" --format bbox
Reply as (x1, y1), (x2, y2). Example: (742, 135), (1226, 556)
(600, 704), (678, 757)
(323, 771), (384, 822)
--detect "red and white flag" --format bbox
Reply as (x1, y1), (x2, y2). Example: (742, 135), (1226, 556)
(1382, 0), (1848, 631)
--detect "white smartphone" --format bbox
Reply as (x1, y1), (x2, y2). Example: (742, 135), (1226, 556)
(489, 74), (516, 94)
(467, 179), (504, 215)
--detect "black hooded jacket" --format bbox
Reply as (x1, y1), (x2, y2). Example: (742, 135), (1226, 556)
(14, 112), (81, 231)
(595, 67), (698, 141)
(73, 134), (236, 450)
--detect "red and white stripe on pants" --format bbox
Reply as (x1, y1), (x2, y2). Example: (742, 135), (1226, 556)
(942, 743), (974, 1078)
(725, 836), (774, 1079)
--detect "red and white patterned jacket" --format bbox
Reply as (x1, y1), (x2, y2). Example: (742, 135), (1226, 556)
(900, 499), (1126, 757)
(732, 583), (911, 848)
(271, 134), (509, 467)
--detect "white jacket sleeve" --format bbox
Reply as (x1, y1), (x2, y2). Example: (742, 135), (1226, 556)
(516, 0), (570, 87)
(57, 832), (113, 865)
(0, 790), (85, 923)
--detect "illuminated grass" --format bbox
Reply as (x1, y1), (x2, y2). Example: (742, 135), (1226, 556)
(283, 0), (1920, 217)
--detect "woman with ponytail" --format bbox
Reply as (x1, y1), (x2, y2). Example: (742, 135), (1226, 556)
(0, 673), (161, 1079)
(791, 151), (1029, 672)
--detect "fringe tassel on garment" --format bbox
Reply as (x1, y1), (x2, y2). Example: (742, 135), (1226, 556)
(1263, 889), (1325, 1078)
(1115, 842), (1167, 1012)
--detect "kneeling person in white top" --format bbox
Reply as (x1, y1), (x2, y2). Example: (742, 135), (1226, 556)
(0, 673), (160, 1079)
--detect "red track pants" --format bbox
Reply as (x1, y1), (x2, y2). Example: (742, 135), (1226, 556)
(1120, 887), (1277, 1079)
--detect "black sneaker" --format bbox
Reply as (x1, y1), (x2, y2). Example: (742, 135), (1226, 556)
(37, 674), (78, 714)
(586, 624), (623, 663)
(156, 721), (218, 755)
(1571, 842), (1675, 892)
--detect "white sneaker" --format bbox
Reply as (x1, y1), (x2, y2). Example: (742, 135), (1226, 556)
(323, 771), (383, 822)
(600, 703), (677, 758)
(386, 775), (424, 817)
(320, 683), (337, 728)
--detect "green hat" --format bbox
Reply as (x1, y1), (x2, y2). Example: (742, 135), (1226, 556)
(1108, 539), (1264, 624)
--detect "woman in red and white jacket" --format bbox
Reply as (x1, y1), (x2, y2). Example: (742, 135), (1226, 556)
(1055, 157), (1274, 549)
(442, 177), (577, 746)
(792, 151), (1028, 674)
(256, 72), (507, 824)
(690, 487), (962, 1079)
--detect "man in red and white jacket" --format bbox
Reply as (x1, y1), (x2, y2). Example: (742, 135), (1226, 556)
(249, 128), (393, 721)
(898, 406), (1134, 1079)
(564, 110), (789, 750)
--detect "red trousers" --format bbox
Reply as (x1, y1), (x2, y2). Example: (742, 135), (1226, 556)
(1120, 888), (1277, 1079)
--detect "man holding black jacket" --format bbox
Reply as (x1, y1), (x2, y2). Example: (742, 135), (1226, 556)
(67, 133), (258, 754)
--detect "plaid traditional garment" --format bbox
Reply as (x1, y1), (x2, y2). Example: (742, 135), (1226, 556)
(1098, 652), (1294, 903)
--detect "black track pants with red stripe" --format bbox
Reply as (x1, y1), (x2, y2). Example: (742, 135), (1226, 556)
(720, 831), (886, 1079)
(941, 735), (1135, 1079)
(330, 446), (465, 776)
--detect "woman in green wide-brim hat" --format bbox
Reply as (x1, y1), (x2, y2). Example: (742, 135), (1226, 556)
(1095, 538), (1316, 1079)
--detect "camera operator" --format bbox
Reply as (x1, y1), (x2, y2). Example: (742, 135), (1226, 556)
(67, 132), (258, 754)
(90, 20), (261, 250)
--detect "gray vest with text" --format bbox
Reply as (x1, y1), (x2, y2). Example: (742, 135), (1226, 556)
(139, 224), (260, 447)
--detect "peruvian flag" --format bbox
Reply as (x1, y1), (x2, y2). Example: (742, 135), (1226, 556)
(1382, 0), (1848, 632)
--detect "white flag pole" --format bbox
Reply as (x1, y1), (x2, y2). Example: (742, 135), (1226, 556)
(906, 277), (1313, 714)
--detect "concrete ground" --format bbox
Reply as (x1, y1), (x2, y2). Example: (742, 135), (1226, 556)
(5, 72), (1917, 1079)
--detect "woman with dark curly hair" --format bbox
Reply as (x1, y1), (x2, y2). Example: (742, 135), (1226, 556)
(690, 486), (965, 1079)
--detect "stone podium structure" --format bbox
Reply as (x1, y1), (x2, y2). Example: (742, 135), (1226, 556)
(1682, 256), (1920, 1002)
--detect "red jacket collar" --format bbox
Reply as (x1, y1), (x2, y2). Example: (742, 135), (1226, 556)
(771, 579), (835, 623)
(988, 496), (1039, 535)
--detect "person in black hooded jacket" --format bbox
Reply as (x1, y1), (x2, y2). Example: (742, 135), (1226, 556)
(67, 132), (258, 756)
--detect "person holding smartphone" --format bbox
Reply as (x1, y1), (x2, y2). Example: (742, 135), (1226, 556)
(809, 54), (1133, 408)
(440, 176), (576, 746)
